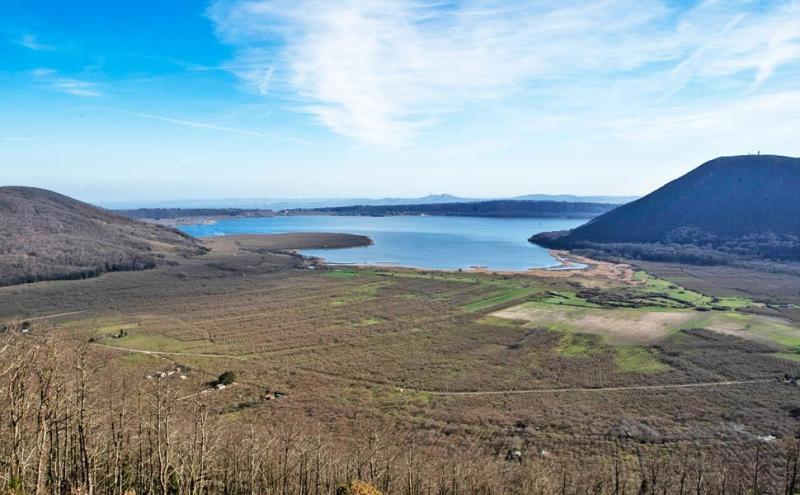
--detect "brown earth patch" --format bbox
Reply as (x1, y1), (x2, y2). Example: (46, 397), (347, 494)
(202, 232), (372, 254)
(492, 303), (695, 345)
(525, 251), (638, 288)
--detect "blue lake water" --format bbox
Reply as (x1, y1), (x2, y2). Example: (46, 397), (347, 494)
(180, 215), (587, 271)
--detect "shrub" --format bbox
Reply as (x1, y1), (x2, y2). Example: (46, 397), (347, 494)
(335, 480), (382, 495)
(217, 371), (236, 385)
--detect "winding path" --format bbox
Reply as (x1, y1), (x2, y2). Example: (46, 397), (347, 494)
(419, 379), (773, 396)
(92, 342), (774, 396)
(91, 342), (248, 360)
(2, 310), (86, 325)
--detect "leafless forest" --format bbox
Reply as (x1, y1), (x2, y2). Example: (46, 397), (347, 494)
(2, 334), (800, 495)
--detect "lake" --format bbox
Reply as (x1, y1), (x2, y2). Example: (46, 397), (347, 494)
(180, 215), (587, 271)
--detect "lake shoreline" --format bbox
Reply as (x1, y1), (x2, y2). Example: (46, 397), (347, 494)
(297, 249), (591, 275)
(181, 215), (587, 272)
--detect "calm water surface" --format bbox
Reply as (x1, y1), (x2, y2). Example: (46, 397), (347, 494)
(181, 216), (587, 271)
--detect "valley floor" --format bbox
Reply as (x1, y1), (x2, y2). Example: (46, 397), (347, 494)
(3, 234), (800, 489)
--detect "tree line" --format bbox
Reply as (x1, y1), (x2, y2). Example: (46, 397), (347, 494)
(283, 200), (615, 219)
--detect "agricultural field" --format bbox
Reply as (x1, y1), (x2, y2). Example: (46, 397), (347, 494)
(2, 238), (800, 474)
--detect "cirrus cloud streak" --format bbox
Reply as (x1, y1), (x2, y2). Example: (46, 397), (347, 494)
(209, 0), (800, 145)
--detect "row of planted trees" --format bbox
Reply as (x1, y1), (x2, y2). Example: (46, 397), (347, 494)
(1, 335), (799, 495)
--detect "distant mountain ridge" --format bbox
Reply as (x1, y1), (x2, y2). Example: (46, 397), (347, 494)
(0, 186), (204, 286)
(101, 193), (636, 210)
(531, 155), (800, 265)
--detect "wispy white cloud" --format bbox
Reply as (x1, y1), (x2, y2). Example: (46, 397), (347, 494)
(596, 91), (800, 143)
(658, 0), (800, 96)
(209, 0), (800, 145)
(29, 68), (57, 78)
(257, 65), (275, 95)
(50, 79), (102, 97)
(28, 68), (104, 97)
(98, 108), (267, 137)
(13, 33), (54, 51)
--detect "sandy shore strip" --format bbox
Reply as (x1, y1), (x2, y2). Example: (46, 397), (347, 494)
(545, 250), (589, 270)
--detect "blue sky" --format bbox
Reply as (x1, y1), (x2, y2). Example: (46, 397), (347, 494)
(2, 0), (799, 204)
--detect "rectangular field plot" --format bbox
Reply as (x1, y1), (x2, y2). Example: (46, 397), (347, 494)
(492, 300), (800, 349)
(492, 302), (694, 344)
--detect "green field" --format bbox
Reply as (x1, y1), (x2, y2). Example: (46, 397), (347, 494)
(614, 346), (669, 373)
(557, 333), (601, 357)
(463, 288), (539, 311)
(633, 271), (754, 309)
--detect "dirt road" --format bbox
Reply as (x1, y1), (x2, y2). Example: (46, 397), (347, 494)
(95, 342), (775, 396)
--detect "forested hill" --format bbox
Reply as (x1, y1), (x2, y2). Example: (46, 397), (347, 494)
(531, 155), (800, 265)
(118, 208), (274, 221)
(283, 200), (616, 218)
(0, 187), (205, 286)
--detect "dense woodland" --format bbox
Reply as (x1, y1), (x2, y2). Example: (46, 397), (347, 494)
(533, 235), (800, 273)
(117, 209), (274, 221)
(1, 334), (800, 495)
(0, 187), (205, 287)
(285, 200), (615, 218)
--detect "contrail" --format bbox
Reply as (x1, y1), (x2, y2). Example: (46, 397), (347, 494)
(97, 107), (266, 137)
